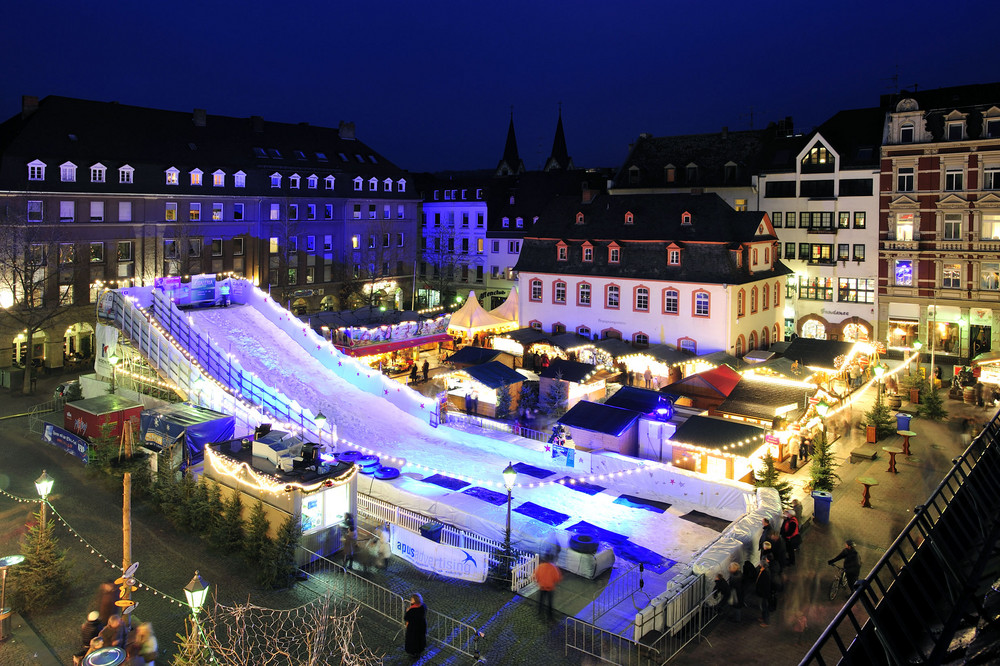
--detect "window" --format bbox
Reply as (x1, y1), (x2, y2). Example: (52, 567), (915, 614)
(763, 283), (770, 310)
(989, 120), (1000, 139)
(188, 238), (202, 258)
(306, 174), (317, 189)
(368, 204), (376, 219)
(810, 244), (833, 264)
(854, 212), (866, 229)
(27, 200), (42, 222)
(752, 248), (759, 264)
(398, 233), (405, 247)
(90, 163), (106, 183)
(368, 177), (378, 191)
(838, 212), (850, 229)
(664, 289), (679, 314)
(119, 165), (134, 183)
(839, 178), (873, 196)
(765, 181), (796, 198)
(233, 237), (244, 256)
(270, 173), (281, 188)
(983, 214), (1000, 240)
(90, 201), (105, 222)
(895, 259), (913, 286)
(838, 278), (875, 303)
(270, 203), (280, 220)
(397, 179), (407, 192)
(189, 203), (201, 221)
(28, 160), (46, 181)
(305, 235), (316, 252)
(944, 213), (962, 240)
(668, 249), (680, 265)
(515, 216), (523, 228)
(609, 246), (620, 263)
(384, 233), (391, 248)
(557, 245), (567, 261)
(477, 212), (485, 227)
(351, 235), (360, 249)
(323, 235), (332, 251)
(211, 238), (223, 257)
(686, 165), (698, 181)
(476, 238), (483, 254)
(234, 171), (246, 188)
(383, 205), (390, 220)
(530, 279), (543, 301)
(797, 276), (834, 301)
(397, 204), (404, 220)
(165, 202), (177, 221)
(289, 174), (300, 189)
(785, 242), (795, 259)
(288, 237), (298, 253)
(606, 285), (620, 308)
(801, 145), (833, 171)
(895, 213), (914, 241)
(798, 243), (810, 260)
(368, 235), (376, 249)
(213, 170), (225, 187)
(190, 169), (203, 186)
(578, 283), (591, 305)
(307, 203), (316, 220)
(737, 290), (745, 317)
(853, 244), (865, 261)
(165, 167), (179, 185)
(774, 282), (780, 308)
(943, 263), (962, 289)
(680, 338), (696, 353)
(117, 240), (133, 262)
(945, 167), (964, 191)
(897, 167), (914, 192)
(635, 287), (649, 311)
(579, 245), (592, 262)
(751, 287), (759, 313)
(900, 124), (914, 143)
(786, 212), (796, 227)
(116, 201), (130, 222)
(981, 262), (1000, 290)
(233, 203), (244, 221)
(502, 217), (510, 228)
(90, 242), (104, 263)
(60, 201), (74, 222)
(985, 167), (1000, 190)
(838, 244), (850, 261)
(694, 291), (709, 317)
(61, 162), (77, 182)
(554, 281), (566, 303)
(948, 122), (964, 141)
(508, 240), (520, 253)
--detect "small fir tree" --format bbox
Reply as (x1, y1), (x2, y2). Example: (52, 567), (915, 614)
(187, 477), (212, 534)
(519, 382), (539, 414)
(272, 513), (304, 589)
(220, 490), (246, 555)
(754, 451), (792, 506)
(204, 480), (225, 547)
(540, 371), (569, 416)
(170, 617), (211, 666)
(865, 393), (896, 440)
(11, 508), (71, 612)
(919, 381), (948, 421)
(244, 501), (276, 587)
(809, 428), (840, 492)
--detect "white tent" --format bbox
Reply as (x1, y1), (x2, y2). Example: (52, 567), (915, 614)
(447, 290), (510, 334)
(488, 286), (519, 324)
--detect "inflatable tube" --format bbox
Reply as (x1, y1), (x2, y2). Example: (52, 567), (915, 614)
(336, 450), (363, 463)
(569, 533), (598, 554)
(357, 454), (380, 471)
(373, 466), (400, 480)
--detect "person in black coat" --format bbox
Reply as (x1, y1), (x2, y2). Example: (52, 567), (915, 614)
(828, 540), (862, 588)
(75, 611), (102, 661)
(404, 593), (427, 658)
(755, 561), (772, 627)
(421, 359), (430, 382)
(409, 364), (418, 385)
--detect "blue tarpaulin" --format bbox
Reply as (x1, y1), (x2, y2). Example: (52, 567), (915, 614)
(140, 403), (235, 460)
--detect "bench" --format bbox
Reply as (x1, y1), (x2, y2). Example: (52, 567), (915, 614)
(850, 443), (879, 463)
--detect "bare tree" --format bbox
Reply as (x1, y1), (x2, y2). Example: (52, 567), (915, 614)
(0, 204), (74, 393)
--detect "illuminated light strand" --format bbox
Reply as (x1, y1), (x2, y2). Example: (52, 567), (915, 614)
(205, 448), (357, 495)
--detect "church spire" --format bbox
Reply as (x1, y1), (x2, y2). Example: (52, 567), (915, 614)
(544, 105), (573, 172)
(496, 108), (525, 176)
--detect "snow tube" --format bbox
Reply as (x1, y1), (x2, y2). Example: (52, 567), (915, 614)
(336, 450), (363, 464)
(569, 534), (598, 554)
(374, 466), (400, 480)
(357, 455), (380, 473)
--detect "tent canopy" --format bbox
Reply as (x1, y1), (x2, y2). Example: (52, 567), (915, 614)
(488, 286), (519, 323)
(447, 291), (510, 334)
(140, 403), (235, 460)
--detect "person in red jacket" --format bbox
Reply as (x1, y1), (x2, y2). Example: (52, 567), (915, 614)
(533, 554), (563, 621)
(780, 510), (801, 566)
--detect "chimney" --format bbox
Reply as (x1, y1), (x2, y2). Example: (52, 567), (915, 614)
(338, 121), (356, 140)
(193, 108), (206, 127)
(581, 188), (596, 204)
(251, 115), (264, 133)
(21, 95), (39, 119)
(721, 126), (729, 139)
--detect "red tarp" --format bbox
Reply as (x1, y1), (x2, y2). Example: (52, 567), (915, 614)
(336, 333), (453, 357)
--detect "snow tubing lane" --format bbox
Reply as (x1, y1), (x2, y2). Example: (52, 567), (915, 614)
(569, 534), (598, 554)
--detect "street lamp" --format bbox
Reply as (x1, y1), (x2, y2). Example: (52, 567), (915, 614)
(315, 411), (327, 449)
(108, 353), (119, 393)
(34, 470), (53, 528)
(502, 462), (517, 570)
(184, 571), (210, 657)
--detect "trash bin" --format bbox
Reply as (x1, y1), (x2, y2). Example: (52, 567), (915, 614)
(896, 412), (912, 431)
(866, 425), (877, 443)
(812, 490), (833, 525)
(419, 522), (443, 543)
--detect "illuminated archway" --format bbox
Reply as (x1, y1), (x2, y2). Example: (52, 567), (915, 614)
(64, 322), (95, 361)
(12, 329), (48, 366)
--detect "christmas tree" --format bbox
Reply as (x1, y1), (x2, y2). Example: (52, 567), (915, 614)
(754, 451), (792, 506)
(11, 508), (70, 612)
(865, 392), (896, 440)
(809, 428), (840, 492)
(919, 381), (948, 421)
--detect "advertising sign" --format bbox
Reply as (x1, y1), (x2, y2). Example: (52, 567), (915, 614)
(389, 525), (488, 582)
(42, 424), (89, 463)
(189, 274), (217, 305)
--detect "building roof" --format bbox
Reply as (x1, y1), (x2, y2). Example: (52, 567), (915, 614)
(669, 415), (765, 455)
(635, 344), (693, 366)
(462, 361), (524, 389)
(447, 346), (509, 366)
(663, 365), (741, 398)
(880, 82), (1000, 115)
(759, 107), (883, 173)
(514, 192), (792, 285)
(308, 307), (440, 331)
(485, 169), (607, 237)
(501, 327), (551, 347)
(715, 377), (807, 423)
(695, 350), (746, 371)
(558, 401), (641, 436)
(496, 113), (525, 177)
(447, 291), (510, 333)
(604, 386), (673, 415)
(540, 358), (599, 383)
(782, 338), (857, 370)
(0, 95), (410, 195)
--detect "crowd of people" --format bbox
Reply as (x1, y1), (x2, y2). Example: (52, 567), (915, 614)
(73, 597), (158, 665)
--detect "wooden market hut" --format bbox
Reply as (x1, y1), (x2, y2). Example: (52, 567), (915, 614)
(661, 364), (741, 410)
(667, 415), (766, 482)
(540, 358), (611, 410)
(557, 401), (643, 456)
(445, 360), (524, 417)
(446, 346), (516, 369)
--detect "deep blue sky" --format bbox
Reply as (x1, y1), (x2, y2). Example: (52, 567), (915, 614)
(3, 1), (995, 173)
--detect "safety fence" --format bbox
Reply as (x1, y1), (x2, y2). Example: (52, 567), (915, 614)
(591, 562), (644, 624)
(297, 546), (486, 661)
(443, 410), (549, 443)
(802, 412), (1000, 665)
(27, 398), (63, 434)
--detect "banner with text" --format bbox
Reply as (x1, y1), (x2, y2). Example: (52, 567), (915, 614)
(42, 424), (89, 464)
(389, 525), (489, 583)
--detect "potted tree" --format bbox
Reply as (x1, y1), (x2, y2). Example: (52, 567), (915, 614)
(809, 429), (839, 524)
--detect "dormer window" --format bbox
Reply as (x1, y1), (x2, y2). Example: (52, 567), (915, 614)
(270, 173), (282, 188)
(733, 249), (742, 267)
(213, 170), (226, 187)
(383, 178), (393, 192)
(668, 248), (680, 266)
(609, 243), (621, 264)
(686, 164), (698, 182)
(90, 163), (106, 183)
(681, 211), (692, 225)
(397, 179), (406, 192)
(948, 121), (964, 141)
(575, 212), (585, 225)
(353, 176), (363, 191)
(27, 160), (46, 181)
(724, 162), (737, 182)
(368, 177), (378, 191)
(289, 174), (300, 189)
(61, 162), (78, 182)
(665, 165), (675, 183)
(557, 242), (568, 261)
(119, 165), (134, 184)
(625, 211), (634, 225)
(165, 167), (179, 185)
(307, 174), (318, 189)
(234, 171), (246, 188)
(190, 168), (203, 186)
(628, 165), (640, 185)
(509, 195), (515, 205)
(502, 217), (510, 228)
(516, 217), (523, 228)
(801, 144), (834, 173)
(582, 242), (593, 262)
(324, 175), (335, 190)
(900, 123), (914, 143)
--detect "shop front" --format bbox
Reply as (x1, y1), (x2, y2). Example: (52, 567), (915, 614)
(926, 305), (964, 357)
(887, 303), (920, 350)
(971, 307), (993, 359)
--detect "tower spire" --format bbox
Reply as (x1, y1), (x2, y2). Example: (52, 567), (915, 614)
(544, 105), (573, 172)
(496, 108), (525, 176)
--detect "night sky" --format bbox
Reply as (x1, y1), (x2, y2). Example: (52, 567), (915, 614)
(3, 1), (995, 173)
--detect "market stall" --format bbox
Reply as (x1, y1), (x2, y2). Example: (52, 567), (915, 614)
(447, 290), (516, 341)
(540, 358), (611, 410)
(443, 361), (525, 418)
(64, 394), (143, 443)
(667, 415), (767, 482)
(661, 365), (741, 410)
(315, 309), (452, 371)
(488, 286), (519, 326)
(558, 401), (642, 456)
(140, 402), (236, 465)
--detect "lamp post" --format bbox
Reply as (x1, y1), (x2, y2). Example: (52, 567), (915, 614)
(108, 353), (119, 393)
(315, 411), (327, 451)
(34, 470), (53, 529)
(911, 339), (923, 378)
(184, 570), (210, 652)
(502, 462), (517, 574)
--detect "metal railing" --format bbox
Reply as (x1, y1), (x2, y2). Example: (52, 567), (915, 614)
(802, 413), (1000, 665)
(27, 398), (63, 434)
(592, 562), (644, 623)
(444, 410), (548, 442)
(298, 546), (486, 661)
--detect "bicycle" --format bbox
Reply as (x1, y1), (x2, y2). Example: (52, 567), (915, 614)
(828, 563), (848, 601)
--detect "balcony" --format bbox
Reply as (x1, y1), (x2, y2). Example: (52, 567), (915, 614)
(881, 239), (919, 251)
(976, 240), (1000, 252)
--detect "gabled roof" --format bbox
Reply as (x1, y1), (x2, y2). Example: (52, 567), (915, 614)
(540, 358), (598, 383)
(558, 401), (641, 436)
(638, 344), (693, 365)
(604, 386), (673, 414)
(488, 286), (519, 322)
(462, 361), (524, 389)
(782, 338), (857, 370)
(716, 377), (807, 423)
(500, 327), (551, 347)
(669, 415), (765, 455)
(695, 351), (745, 371)
(447, 347), (510, 366)
(664, 365), (741, 398)
(759, 107), (883, 173)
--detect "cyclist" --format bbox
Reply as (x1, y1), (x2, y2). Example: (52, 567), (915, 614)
(828, 539), (861, 589)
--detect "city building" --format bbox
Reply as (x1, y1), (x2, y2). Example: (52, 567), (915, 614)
(515, 192), (791, 356)
(878, 83), (1000, 362)
(0, 95), (418, 371)
(757, 108), (883, 342)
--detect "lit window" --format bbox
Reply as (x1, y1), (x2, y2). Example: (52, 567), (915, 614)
(212, 203), (223, 221)
(165, 167), (179, 185)
(234, 171), (246, 188)
(351, 235), (360, 249)
(189, 203), (200, 221)
(165, 202), (177, 221)
(270, 173), (281, 188)
(579, 283), (591, 305)
(270, 203), (280, 220)
(90, 163), (106, 183)
(28, 160), (46, 181)
(607, 285), (620, 308)
(27, 200), (43, 221)
(895, 259), (913, 286)
(530, 279), (543, 301)
(895, 213), (914, 241)
(982, 214), (1000, 240)
(554, 281), (566, 303)
(59, 201), (74, 221)
(213, 170), (225, 187)
(583, 246), (593, 262)
(943, 263), (962, 289)
(190, 169), (203, 186)
(307, 175), (318, 189)
(981, 262), (1000, 290)
(119, 165), (133, 183)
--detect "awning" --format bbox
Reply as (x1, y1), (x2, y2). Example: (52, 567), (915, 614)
(336, 333), (452, 357)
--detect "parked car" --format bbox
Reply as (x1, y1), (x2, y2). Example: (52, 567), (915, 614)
(54, 380), (81, 401)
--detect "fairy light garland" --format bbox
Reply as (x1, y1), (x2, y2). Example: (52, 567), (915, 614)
(205, 448), (358, 495)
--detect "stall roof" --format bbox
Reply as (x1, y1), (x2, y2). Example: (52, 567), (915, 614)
(973, 350), (1000, 367)
(743, 349), (775, 363)
(540, 358), (599, 383)
(308, 307), (439, 330)
(559, 401), (642, 436)
(488, 286), (519, 323)
(448, 290), (509, 333)
(769, 341), (792, 355)
(69, 394), (142, 415)
(462, 361), (525, 389)
(639, 344), (693, 365)
(447, 347), (511, 366)
(783, 338), (857, 369)
(336, 333), (453, 357)
(591, 337), (636, 359)
(501, 327), (551, 347)
(547, 332), (592, 351)
(716, 378), (808, 423)
(605, 386), (673, 414)
(695, 350), (745, 371)
(210, 441), (355, 485)
(753, 357), (812, 380)
(669, 415), (765, 454)
(664, 365), (741, 397)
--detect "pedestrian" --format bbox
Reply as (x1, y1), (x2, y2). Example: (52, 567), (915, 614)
(755, 561), (772, 627)
(533, 554), (563, 621)
(709, 572), (730, 613)
(100, 614), (126, 649)
(129, 622), (158, 665)
(464, 389), (472, 415)
(470, 389), (479, 415)
(767, 530), (787, 571)
(780, 510), (801, 566)
(404, 593), (427, 659)
(74, 611), (102, 664)
(727, 561), (744, 622)
(792, 498), (803, 525)
(644, 367), (653, 389)
(828, 539), (862, 589)
(788, 436), (800, 470)
(422, 359), (430, 382)
(792, 610), (808, 644)
(758, 517), (772, 555)
(342, 513), (357, 571)
(801, 435), (813, 464)
(96, 581), (117, 625)
(409, 364), (418, 385)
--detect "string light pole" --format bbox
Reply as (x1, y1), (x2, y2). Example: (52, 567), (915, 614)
(315, 411), (327, 452)
(502, 462), (517, 581)
(108, 353), (119, 393)
(184, 570), (210, 655)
